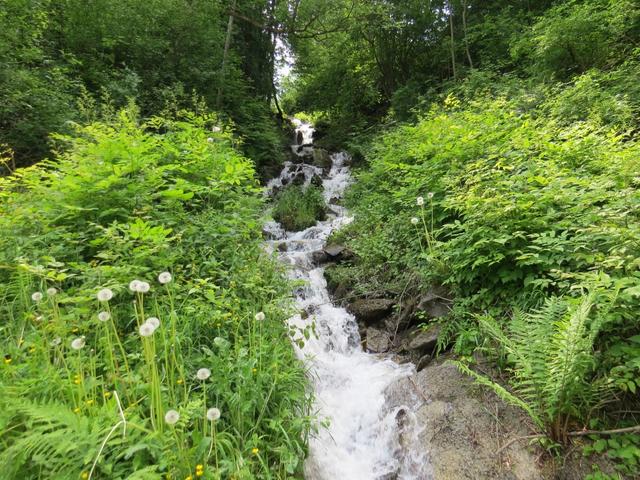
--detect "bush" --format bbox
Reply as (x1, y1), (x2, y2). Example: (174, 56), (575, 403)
(273, 184), (326, 231)
(0, 108), (311, 479)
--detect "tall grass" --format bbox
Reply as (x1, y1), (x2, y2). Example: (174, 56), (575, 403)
(0, 108), (311, 479)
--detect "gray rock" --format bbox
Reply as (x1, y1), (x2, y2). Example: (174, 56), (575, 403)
(277, 242), (288, 252)
(365, 327), (389, 353)
(405, 325), (440, 354)
(347, 298), (395, 324)
(324, 243), (345, 257)
(417, 288), (452, 320)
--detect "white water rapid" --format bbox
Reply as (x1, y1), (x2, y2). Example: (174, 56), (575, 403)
(264, 121), (432, 480)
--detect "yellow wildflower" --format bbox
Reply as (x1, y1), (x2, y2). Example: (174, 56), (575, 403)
(86, 399), (95, 406)
(252, 368), (257, 374)
(176, 378), (184, 385)
(104, 391), (112, 399)
(74, 407), (81, 414)
(81, 472), (89, 479)
(3, 355), (11, 365)
(251, 447), (259, 455)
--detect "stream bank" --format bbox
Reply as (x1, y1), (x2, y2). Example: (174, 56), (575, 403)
(316, 249), (623, 480)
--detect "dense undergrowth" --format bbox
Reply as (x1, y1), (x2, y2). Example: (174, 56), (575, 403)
(272, 184), (326, 231)
(328, 76), (640, 475)
(0, 109), (310, 479)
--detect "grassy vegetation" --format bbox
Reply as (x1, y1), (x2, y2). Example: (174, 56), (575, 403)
(0, 109), (311, 479)
(272, 184), (326, 231)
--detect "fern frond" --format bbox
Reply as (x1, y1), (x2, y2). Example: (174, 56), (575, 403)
(452, 360), (543, 428)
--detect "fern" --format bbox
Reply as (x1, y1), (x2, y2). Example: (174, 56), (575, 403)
(457, 293), (608, 443)
(0, 397), (108, 478)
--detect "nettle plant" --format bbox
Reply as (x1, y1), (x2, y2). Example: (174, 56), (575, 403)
(0, 109), (311, 479)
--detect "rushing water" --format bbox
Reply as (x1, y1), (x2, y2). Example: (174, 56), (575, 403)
(264, 121), (431, 480)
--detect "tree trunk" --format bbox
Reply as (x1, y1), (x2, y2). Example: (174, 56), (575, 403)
(448, 0), (457, 79)
(462, 0), (474, 68)
(217, 0), (237, 108)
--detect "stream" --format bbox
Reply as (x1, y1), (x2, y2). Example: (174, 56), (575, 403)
(264, 120), (432, 479)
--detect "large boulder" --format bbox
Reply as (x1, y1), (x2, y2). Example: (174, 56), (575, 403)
(347, 298), (395, 325)
(403, 324), (440, 355)
(365, 327), (390, 353)
(312, 148), (332, 170)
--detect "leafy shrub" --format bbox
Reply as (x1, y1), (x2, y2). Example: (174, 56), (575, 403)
(273, 184), (326, 231)
(0, 108), (311, 479)
(339, 93), (640, 460)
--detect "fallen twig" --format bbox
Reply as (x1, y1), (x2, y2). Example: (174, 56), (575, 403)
(497, 424), (640, 454)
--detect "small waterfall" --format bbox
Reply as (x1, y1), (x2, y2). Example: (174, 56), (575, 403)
(265, 120), (431, 480)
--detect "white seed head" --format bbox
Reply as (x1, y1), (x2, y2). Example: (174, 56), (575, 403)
(46, 287), (58, 297)
(254, 312), (265, 322)
(31, 292), (43, 302)
(129, 280), (141, 292)
(97, 288), (114, 302)
(164, 409), (180, 425)
(139, 323), (155, 337)
(211, 126), (222, 133)
(196, 368), (211, 381)
(206, 407), (221, 421)
(411, 217), (419, 225)
(98, 311), (111, 322)
(158, 272), (172, 284)
(416, 196), (424, 206)
(207, 137), (214, 143)
(51, 336), (62, 347)
(71, 337), (86, 350)
(138, 281), (150, 293)
(427, 192), (434, 199)
(146, 317), (160, 330)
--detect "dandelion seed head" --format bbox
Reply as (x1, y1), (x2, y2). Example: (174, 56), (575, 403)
(196, 368), (211, 380)
(207, 137), (214, 143)
(146, 317), (160, 330)
(129, 280), (141, 292)
(411, 217), (419, 225)
(31, 292), (43, 302)
(254, 311), (265, 322)
(416, 196), (424, 206)
(98, 311), (111, 322)
(97, 288), (114, 302)
(71, 337), (86, 350)
(428, 192), (434, 199)
(211, 126), (221, 133)
(138, 281), (150, 293)
(51, 336), (62, 346)
(47, 287), (57, 297)
(158, 271), (172, 284)
(164, 409), (180, 425)
(206, 407), (221, 421)
(139, 323), (155, 337)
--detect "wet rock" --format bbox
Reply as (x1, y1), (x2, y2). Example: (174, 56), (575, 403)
(277, 242), (288, 252)
(404, 325), (440, 354)
(311, 250), (330, 264)
(296, 131), (303, 145)
(365, 327), (389, 353)
(347, 298), (395, 325)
